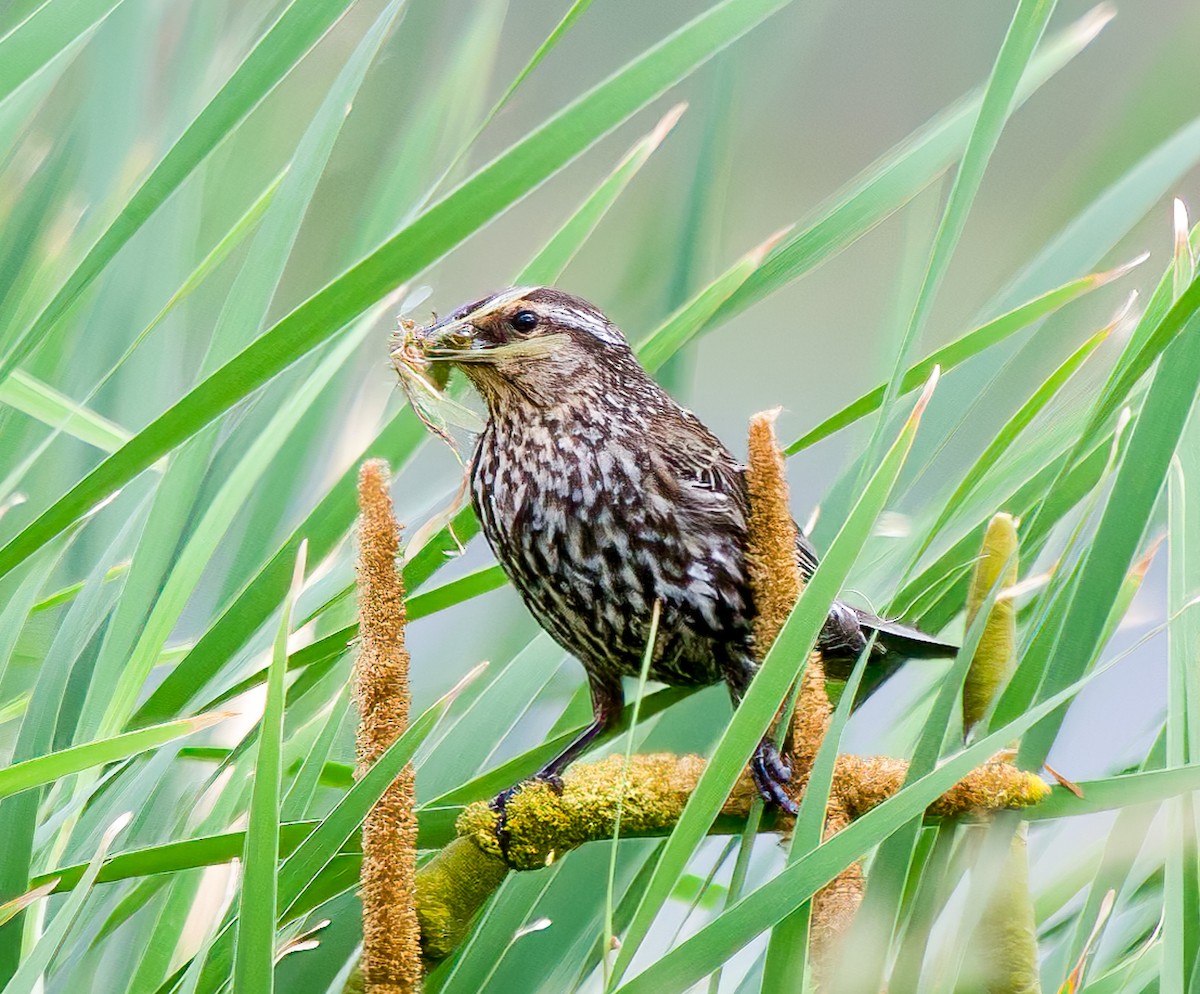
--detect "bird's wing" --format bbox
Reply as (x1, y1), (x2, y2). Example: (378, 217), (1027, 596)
(652, 408), (750, 528)
(794, 527), (820, 579)
(654, 407), (823, 578)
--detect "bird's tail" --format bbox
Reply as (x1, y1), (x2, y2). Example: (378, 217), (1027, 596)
(819, 604), (956, 695)
(859, 610), (958, 659)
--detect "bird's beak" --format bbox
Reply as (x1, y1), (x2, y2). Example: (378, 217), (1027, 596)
(390, 314), (483, 372)
(411, 314), (480, 362)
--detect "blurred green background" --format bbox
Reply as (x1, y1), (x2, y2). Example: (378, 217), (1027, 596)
(2, 0), (1199, 990)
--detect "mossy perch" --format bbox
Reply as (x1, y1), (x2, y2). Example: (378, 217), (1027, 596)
(447, 752), (1047, 873)
(409, 751), (1046, 965)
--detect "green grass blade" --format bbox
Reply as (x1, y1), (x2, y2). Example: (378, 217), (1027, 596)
(0, 713), (227, 802)
(414, 0), (596, 212)
(281, 686), (351, 822)
(831, 564), (1014, 992)
(608, 373), (937, 987)
(603, 602), (661, 989)
(784, 263), (1131, 454)
(276, 687), (455, 915)
(128, 408), (426, 728)
(636, 231), (780, 374)
(912, 319), (1112, 558)
(0, 0), (125, 108)
(1164, 211), (1200, 991)
(0, 370), (130, 452)
(232, 543), (307, 994)
(425, 686), (692, 808)
(760, 640), (873, 991)
(708, 7), (1107, 332)
(0, 0), (358, 380)
(31, 823), (321, 894)
(1012, 277), (1200, 765)
(518, 102), (686, 286)
(94, 317), (373, 738)
(991, 111), (1200, 314)
(0, 168), (281, 503)
(859, 0), (1055, 480)
(1026, 766), (1200, 822)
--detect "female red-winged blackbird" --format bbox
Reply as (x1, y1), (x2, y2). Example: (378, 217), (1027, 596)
(402, 287), (952, 819)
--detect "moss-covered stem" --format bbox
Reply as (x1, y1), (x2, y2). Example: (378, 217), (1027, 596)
(421, 749), (1048, 932)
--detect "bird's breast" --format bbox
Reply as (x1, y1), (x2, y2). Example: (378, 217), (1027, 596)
(469, 413), (751, 685)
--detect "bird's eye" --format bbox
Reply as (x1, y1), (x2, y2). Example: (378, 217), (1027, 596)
(509, 310), (539, 334)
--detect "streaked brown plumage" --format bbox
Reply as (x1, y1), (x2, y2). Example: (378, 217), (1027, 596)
(404, 287), (952, 826)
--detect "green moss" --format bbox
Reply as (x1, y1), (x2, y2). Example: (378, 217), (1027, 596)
(415, 837), (510, 961)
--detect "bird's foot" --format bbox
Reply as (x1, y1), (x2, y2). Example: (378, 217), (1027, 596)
(488, 771), (565, 862)
(750, 739), (797, 816)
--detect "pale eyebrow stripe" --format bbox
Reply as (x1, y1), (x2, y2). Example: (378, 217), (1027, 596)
(472, 286), (538, 319)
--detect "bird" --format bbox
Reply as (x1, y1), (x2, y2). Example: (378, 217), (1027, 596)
(400, 286), (953, 827)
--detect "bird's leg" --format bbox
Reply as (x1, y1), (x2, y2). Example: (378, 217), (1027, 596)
(721, 652), (798, 816)
(490, 676), (624, 859)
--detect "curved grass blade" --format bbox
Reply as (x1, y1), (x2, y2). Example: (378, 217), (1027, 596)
(636, 229), (785, 375)
(519, 102), (686, 286)
(1026, 766), (1200, 822)
(0, 713), (228, 803)
(912, 317), (1113, 558)
(0, 882), (57, 931)
(991, 110), (1200, 314)
(707, 6), (1109, 333)
(0, 0), (793, 583)
(417, 0), (597, 213)
(0, 169), (282, 502)
(607, 373), (937, 987)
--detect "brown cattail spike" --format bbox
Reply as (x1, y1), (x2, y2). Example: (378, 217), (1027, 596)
(745, 409), (832, 775)
(745, 408), (805, 650)
(747, 411), (857, 985)
(355, 460), (421, 994)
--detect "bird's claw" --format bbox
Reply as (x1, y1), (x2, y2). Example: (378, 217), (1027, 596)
(488, 771), (566, 862)
(750, 739), (797, 816)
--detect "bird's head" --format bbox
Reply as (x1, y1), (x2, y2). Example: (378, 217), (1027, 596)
(395, 286), (637, 409)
